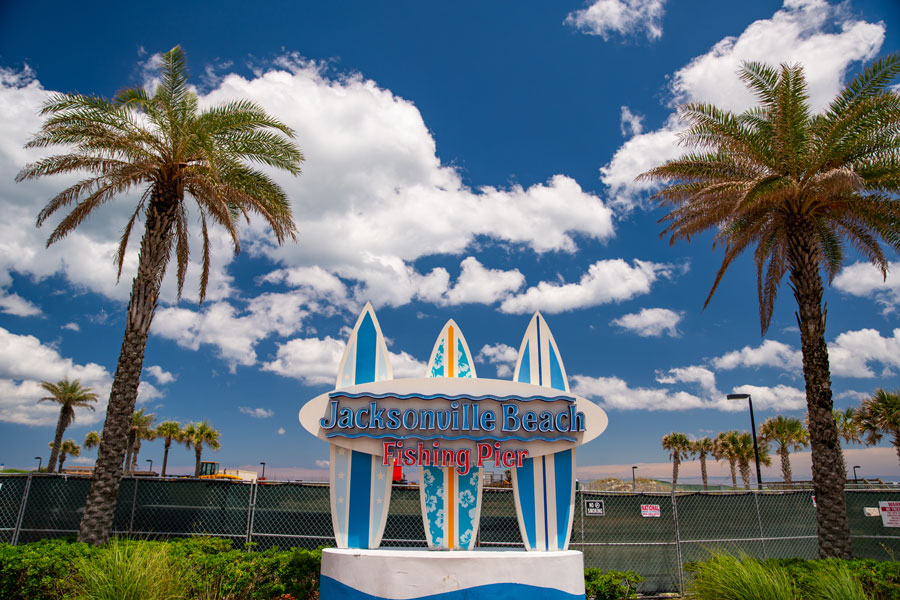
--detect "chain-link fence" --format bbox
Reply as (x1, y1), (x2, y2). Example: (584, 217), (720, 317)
(1, 474), (898, 594)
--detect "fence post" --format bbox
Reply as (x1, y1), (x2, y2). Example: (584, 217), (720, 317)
(11, 473), (33, 546)
(671, 490), (685, 595)
(752, 489), (768, 559)
(128, 476), (139, 535)
(245, 481), (257, 550)
(579, 489), (584, 548)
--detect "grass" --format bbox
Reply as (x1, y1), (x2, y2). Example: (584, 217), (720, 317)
(68, 539), (185, 600)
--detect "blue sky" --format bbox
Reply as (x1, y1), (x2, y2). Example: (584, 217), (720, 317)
(1, 0), (899, 483)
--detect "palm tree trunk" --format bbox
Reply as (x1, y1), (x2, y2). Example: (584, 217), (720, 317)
(700, 452), (708, 490)
(739, 459), (751, 490)
(837, 442), (847, 479)
(194, 444), (202, 477)
(78, 192), (177, 545)
(729, 459), (737, 489)
(779, 447), (792, 484)
(132, 439), (141, 472)
(47, 409), (67, 472)
(894, 434), (900, 467)
(672, 456), (680, 489)
(787, 221), (851, 558)
(58, 452), (67, 473)
(162, 439), (171, 477)
(123, 431), (135, 475)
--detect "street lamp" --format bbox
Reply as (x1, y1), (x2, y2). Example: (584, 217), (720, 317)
(852, 465), (861, 484)
(727, 393), (763, 490)
(632, 466), (638, 492)
(146, 459), (153, 475)
(34, 456), (42, 472)
(260, 462), (266, 480)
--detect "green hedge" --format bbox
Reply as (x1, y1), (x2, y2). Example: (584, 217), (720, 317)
(765, 557), (900, 600)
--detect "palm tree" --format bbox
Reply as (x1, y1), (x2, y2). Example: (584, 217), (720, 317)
(733, 432), (772, 490)
(714, 431), (740, 489)
(639, 55), (900, 557)
(156, 421), (183, 477)
(51, 439), (81, 472)
(856, 389), (900, 466)
(760, 415), (809, 484)
(123, 409), (156, 475)
(17, 46), (303, 545)
(39, 379), (98, 472)
(661, 432), (693, 489)
(182, 421), (221, 476)
(84, 431), (101, 451)
(833, 407), (861, 477)
(692, 437), (716, 490)
(130, 412), (157, 473)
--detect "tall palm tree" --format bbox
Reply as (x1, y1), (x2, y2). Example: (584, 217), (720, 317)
(639, 55), (900, 557)
(692, 437), (716, 490)
(833, 407), (861, 476)
(714, 431), (740, 489)
(17, 46), (303, 545)
(856, 389), (900, 466)
(83, 431), (101, 451)
(156, 420), (183, 477)
(182, 421), (220, 476)
(733, 432), (772, 490)
(661, 432), (693, 489)
(130, 414), (157, 473)
(760, 415), (809, 484)
(123, 409), (156, 475)
(40, 379), (98, 472)
(51, 439), (81, 472)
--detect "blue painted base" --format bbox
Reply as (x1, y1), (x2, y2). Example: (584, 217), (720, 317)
(319, 548), (586, 600)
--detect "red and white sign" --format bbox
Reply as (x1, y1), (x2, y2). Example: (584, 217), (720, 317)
(641, 504), (661, 518)
(879, 501), (900, 528)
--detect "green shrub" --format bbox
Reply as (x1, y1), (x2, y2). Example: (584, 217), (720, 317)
(0, 538), (95, 600)
(767, 558), (900, 600)
(687, 552), (798, 600)
(68, 538), (185, 600)
(583, 568), (643, 600)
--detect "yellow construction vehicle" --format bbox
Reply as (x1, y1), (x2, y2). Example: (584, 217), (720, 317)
(198, 461), (257, 481)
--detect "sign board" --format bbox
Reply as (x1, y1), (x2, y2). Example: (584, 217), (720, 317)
(584, 499), (605, 516)
(880, 501), (900, 527)
(864, 507), (880, 517)
(641, 504), (661, 518)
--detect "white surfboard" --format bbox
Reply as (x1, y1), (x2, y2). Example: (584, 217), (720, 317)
(419, 320), (484, 550)
(510, 312), (576, 551)
(329, 303), (394, 549)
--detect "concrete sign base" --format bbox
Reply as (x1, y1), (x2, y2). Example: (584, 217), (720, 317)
(320, 548), (586, 600)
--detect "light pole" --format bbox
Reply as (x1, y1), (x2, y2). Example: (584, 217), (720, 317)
(260, 462), (266, 480)
(852, 465), (861, 484)
(727, 393), (763, 490)
(632, 466), (638, 492)
(34, 456), (42, 472)
(146, 459), (153, 475)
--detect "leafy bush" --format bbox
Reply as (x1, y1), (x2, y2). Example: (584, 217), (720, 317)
(68, 538), (185, 600)
(0, 538), (95, 600)
(583, 568), (643, 600)
(767, 557), (900, 600)
(687, 552), (797, 600)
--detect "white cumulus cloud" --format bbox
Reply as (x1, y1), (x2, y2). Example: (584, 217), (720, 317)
(144, 365), (175, 385)
(564, 0), (666, 41)
(713, 339), (803, 372)
(611, 307), (682, 337)
(476, 343), (519, 378)
(834, 261), (900, 314)
(239, 406), (274, 419)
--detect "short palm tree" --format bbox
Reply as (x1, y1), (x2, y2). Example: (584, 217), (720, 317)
(661, 432), (693, 489)
(182, 421), (221, 477)
(640, 55), (900, 557)
(17, 46), (303, 545)
(40, 379), (98, 472)
(83, 431), (101, 451)
(714, 431), (740, 489)
(155, 421), (183, 477)
(733, 432), (772, 490)
(692, 437), (716, 490)
(760, 415), (809, 484)
(833, 407), (861, 476)
(123, 409), (156, 475)
(51, 439), (81, 472)
(856, 389), (900, 466)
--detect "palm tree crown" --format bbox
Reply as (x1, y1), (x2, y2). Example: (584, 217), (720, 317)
(661, 432), (693, 489)
(640, 55), (900, 558)
(156, 420), (183, 478)
(760, 415), (809, 484)
(183, 420), (221, 477)
(40, 379), (98, 473)
(18, 45), (303, 545)
(856, 389), (900, 467)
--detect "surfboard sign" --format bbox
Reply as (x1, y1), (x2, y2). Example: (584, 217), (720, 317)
(327, 303), (394, 549)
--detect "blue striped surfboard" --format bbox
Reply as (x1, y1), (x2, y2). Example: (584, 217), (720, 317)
(511, 312), (576, 552)
(419, 320), (484, 550)
(329, 302), (394, 549)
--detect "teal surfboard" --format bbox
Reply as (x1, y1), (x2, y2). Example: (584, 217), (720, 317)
(329, 303), (394, 549)
(418, 319), (484, 550)
(510, 312), (576, 552)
